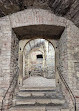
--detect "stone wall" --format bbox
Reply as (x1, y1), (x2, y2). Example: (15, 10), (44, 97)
(66, 22), (79, 110)
(67, 22), (79, 90)
(0, 16), (11, 108)
(58, 28), (68, 82)
(8, 30), (19, 108)
(26, 50), (43, 77)
(46, 42), (55, 78)
(58, 27), (74, 110)
(10, 30), (19, 80)
(58, 21), (79, 110)
(0, 17), (19, 109)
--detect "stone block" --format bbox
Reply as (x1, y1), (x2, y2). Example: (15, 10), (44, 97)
(61, 109), (69, 111)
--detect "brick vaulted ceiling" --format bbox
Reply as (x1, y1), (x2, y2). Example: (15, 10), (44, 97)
(0, 0), (79, 27)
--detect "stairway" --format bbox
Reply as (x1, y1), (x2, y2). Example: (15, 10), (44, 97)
(9, 77), (69, 111)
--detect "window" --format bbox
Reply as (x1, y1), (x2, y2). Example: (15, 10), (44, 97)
(37, 54), (43, 59)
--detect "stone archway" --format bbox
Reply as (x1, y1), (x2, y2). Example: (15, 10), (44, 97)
(18, 38), (56, 86)
(0, 8), (79, 110)
(10, 8), (67, 87)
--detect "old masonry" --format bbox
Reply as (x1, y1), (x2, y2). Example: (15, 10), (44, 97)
(0, 8), (79, 111)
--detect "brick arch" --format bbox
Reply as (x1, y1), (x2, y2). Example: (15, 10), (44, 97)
(11, 8), (73, 87)
(10, 8), (67, 29)
(11, 8), (68, 87)
(23, 38), (55, 80)
(23, 38), (56, 52)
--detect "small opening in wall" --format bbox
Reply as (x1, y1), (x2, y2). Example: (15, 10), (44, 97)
(20, 48), (21, 50)
(14, 39), (15, 44)
(0, 49), (1, 55)
(16, 58), (18, 61)
(37, 54), (43, 59)
(24, 6), (27, 9)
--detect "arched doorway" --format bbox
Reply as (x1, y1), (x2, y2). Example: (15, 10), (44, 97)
(18, 38), (56, 87)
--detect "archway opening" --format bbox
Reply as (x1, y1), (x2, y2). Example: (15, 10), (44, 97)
(14, 24), (65, 87)
(22, 38), (56, 87)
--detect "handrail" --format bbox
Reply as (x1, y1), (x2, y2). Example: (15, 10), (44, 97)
(57, 67), (76, 111)
(1, 67), (19, 111)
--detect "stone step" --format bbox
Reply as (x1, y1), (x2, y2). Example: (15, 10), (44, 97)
(9, 106), (46, 111)
(31, 71), (41, 72)
(17, 92), (45, 97)
(46, 107), (70, 111)
(19, 87), (56, 91)
(18, 88), (56, 92)
(17, 91), (64, 98)
(9, 106), (69, 111)
(15, 98), (65, 105)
